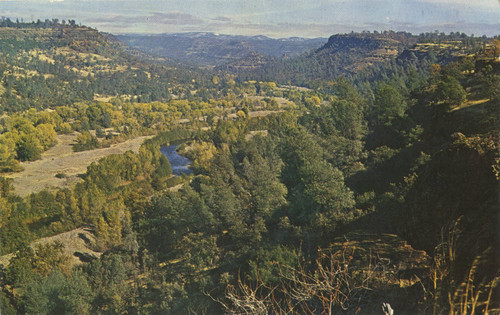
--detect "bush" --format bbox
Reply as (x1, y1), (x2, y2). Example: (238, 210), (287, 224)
(16, 135), (43, 161)
(55, 172), (66, 179)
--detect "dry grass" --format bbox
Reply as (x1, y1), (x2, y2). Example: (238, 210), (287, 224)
(277, 85), (312, 92)
(247, 95), (291, 107)
(93, 94), (115, 102)
(5, 133), (153, 196)
(451, 98), (489, 112)
(0, 227), (101, 268)
(226, 110), (284, 120)
(245, 130), (268, 140)
(29, 50), (56, 64)
(54, 47), (110, 61)
(167, 182), (188, 192)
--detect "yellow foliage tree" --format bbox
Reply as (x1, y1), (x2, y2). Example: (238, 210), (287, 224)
(191, 141), (217, 173)
(35, 123), (57, 150)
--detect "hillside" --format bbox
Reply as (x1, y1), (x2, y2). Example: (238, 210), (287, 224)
(0, 23), (208, 112)
(218, 31), (415, 83)
(0, 20), (498, 314)
(117, 32), (326, 66)
(226, 31), (493, 87)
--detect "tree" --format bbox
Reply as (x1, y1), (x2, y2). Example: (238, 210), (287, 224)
(0, 136), (20, 172)
(436, 76), (466, 106)
(279, 128), (356, 233)
(95, 200), (125, 250)
(73, 131), (99, 152)
(22, 270), (92, 315)
(30, 241), (71, 277)
(95, 125), (105, 138)
(329, 100), (365, 140)
(0, 217), (31, 254)
(16, 134), (43, 161)
(83, 253), (130, 314)
(0, 291), (16, 315)
(35, 123), (57, 150)
(4, 244), (36, 286)
(373, 83), (406, 126)
(332, 77), (364, 105)
(154, 154), (172, 178)
(477, 65), (500, 100)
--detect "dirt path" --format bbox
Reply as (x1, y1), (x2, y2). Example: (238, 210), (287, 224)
(5, 133), (153, 196)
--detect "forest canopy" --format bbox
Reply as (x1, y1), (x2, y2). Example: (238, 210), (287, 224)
(0, 22), (498, 314)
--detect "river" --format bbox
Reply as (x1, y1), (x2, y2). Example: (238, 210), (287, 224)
(160, 144), (193, 176)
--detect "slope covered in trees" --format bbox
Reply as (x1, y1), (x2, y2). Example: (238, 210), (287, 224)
(0, 21), (211, 113)
(225, 31), (494, 88)
(0, 21), (498, 314)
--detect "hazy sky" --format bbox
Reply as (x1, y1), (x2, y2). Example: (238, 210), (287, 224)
(1, 0), (499, 37)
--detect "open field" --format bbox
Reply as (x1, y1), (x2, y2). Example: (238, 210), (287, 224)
(5, 133), (153, 196)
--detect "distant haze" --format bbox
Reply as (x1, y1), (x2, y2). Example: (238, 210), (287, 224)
(1, 0), (499, 37)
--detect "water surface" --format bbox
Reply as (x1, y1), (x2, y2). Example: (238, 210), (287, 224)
(160, 144), (192, 176)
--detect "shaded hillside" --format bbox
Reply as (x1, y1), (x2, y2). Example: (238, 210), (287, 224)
(218, 51), (275, 72)
(222, 31), (416, 84)
(117, 32), (326, 66)
(101, 32), (179, 66)
(227, 31), (493, 87)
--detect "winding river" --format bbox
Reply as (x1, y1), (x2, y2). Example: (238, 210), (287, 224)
(160, 144), (193, 176)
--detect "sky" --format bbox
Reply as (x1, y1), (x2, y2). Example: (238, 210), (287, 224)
(1, 0), (499, 38)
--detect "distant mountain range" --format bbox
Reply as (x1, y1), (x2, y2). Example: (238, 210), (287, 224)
(116, 32), (326, 66)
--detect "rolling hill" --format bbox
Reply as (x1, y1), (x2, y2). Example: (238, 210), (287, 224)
(0, 22), (208, 112)
(117, 32), (326, 66)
